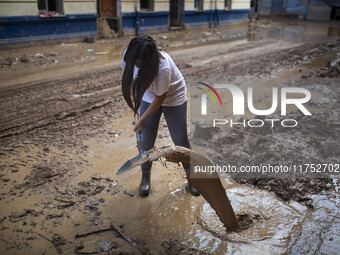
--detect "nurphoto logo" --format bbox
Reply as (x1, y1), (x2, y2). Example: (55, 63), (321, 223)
(197, 82), (312, 128)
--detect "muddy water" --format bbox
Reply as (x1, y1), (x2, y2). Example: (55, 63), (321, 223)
(1, 80), (338, 254)
(247, 18), (340, 43)
(76, 132), (315, 254)
(0, 124), (298, 254)
(87, 146), (302, 254)
(75, 141), (312, 254)
(199, 186), (306, 252)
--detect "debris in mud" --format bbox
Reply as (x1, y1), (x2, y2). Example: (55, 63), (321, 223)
(75, 223), (150, 254)
(55, 199), (76, 209)
(35, 53), (44, 58)
(160, 238), (208, 255)
(9, 209), (32, 222)
(34, 232), (67, 254)
(51, 233), (68, 246)
(75, 241), (119, 254)
(77, 177), (116, 196)
(45, 213), (64, 220)
(236, 178), (333, 208)
(23, 160), (68, 189)
(1, 176), (10, 182)
(111, 221), (151, 255)
(75, 227), (116, 239)
(235, 213), (261, 232)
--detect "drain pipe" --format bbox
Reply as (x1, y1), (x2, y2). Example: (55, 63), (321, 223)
(135, 5), (140, 36)
(215, 0), (219, 27)
(209, 0), (214, 28)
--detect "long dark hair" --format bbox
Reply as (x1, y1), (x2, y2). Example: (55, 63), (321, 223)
(122, 35), (160, 115)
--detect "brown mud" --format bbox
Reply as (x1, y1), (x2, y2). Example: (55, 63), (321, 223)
(0, 17), (340, 254)
(140, 146), (239, 231)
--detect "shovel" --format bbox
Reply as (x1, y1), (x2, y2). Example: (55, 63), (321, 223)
(116, 130), (151, 175)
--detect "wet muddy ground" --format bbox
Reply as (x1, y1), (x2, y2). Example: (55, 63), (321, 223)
(0, 17), (339, 254)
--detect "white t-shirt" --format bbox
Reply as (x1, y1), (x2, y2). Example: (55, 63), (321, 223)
(121, 49), (187, 107)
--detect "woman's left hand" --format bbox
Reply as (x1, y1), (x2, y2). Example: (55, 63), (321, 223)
(134, 119), (144, 132)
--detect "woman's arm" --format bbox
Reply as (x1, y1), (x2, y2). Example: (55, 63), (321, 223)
(134, 92), (167, 132)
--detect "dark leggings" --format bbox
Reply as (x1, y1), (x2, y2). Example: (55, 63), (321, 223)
(140, 100), (191, 172)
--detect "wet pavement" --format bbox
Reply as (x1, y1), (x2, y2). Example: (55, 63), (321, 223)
(0, 17), (340, 254)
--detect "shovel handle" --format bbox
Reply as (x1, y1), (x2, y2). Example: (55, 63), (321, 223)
(136, 130), (144, 153)
(136, 130), (141, 142)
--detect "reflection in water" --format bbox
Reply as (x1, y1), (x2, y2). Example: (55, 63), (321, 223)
(247, 20), (340, 43)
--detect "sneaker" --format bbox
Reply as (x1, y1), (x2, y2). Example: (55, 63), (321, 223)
(49, 11), (60, 17)
(39, 12), (49, 17)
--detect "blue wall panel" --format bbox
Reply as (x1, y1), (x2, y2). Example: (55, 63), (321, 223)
(272, 0), (285, 13)
(216, 10), (249, 25)
(122, 12), (169, 32)
(286, 0), (308, 15)
(122, 9), (249, 31)
(0, 14), (97, 47)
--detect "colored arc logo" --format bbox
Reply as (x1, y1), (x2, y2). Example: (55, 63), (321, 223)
(196, 82), (223, 106)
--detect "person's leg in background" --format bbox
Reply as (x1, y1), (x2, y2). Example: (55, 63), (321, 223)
(163, 102), (200, 196)
(48, 0), (57, 11)
(38, 0), (48, 16)
(139, 101), (162, 196)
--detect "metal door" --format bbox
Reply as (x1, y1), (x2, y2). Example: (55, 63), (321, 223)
(170, 0), (184, 27)
(100, 0), (117, 17)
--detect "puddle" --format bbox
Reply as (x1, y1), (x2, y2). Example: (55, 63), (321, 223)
(247, 19), (340, 43)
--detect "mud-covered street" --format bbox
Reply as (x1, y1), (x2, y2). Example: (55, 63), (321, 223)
(0, 17), (340, 254)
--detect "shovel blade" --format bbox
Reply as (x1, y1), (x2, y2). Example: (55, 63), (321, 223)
(116, 154), (145, 175)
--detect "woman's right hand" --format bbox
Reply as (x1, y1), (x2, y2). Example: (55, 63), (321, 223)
(134, 119), (144, 133)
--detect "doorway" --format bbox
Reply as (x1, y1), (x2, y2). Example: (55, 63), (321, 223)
(99, 0), (117, 17)
(170, 0), (184, 28)
(97, 0), (122, 37)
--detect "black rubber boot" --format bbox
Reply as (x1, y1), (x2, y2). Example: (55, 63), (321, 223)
(183, 163), (200, 196)
(139, 161), (152, 196)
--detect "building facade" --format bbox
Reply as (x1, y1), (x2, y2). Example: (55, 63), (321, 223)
(0, 0), (251, 47)
(120, 0), (250, 32)
(0, 0), (98, 47)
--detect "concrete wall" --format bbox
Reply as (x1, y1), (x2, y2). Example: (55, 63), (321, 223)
(64, 0), (97, 14)
(121, 0), (138, 13)
(121, 0), (250, 13)
(0, 0), (37, 16)
(231, 0), (251, 9)
(121, 0), (250, 32)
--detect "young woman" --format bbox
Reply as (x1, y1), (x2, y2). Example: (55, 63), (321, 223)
(121, 35), (200, 197)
